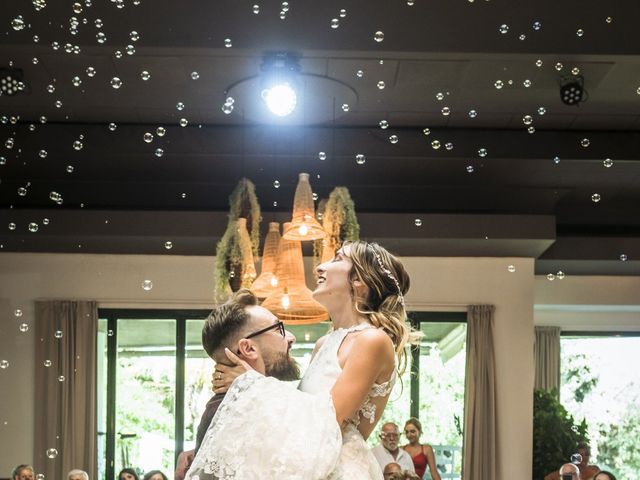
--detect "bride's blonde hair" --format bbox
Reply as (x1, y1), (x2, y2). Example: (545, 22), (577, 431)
(343, 240), (417, 373)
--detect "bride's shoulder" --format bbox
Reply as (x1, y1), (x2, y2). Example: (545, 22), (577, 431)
(353, 327), (394, 356)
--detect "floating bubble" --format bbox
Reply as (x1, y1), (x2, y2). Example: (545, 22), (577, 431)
(533, 21), (542, 31)
(19, 323), (29, 333)
(414, 218), (422, 227)
(54, 330), (63, 339)
(44, 360), (52, 367)
(126, 45), (135, 55)
(39, 149), (48, 158)
(389, 135), (398, 144)
(73, 140), (83, 151)
(469, 109), (477, 118)
(436, 92), (444, 101)
(376, 81), (385, 90)
(355, 154), (366, 165)
(141, 280), (153, 291)
(318, 151), (326, 160)
(537, 107), (546, 115)
(553, 156), (561, 164)
(535, 59), (543, 67)
(66, 165), (74, 173)
(222, 103), (233, 114)
(581, 138), (590, 147)
(431, 140), (441, 150)
(557, 271), (565, 280)
(252, 4), (259, 14)
(523, 115), (533, 125)
(379, 120), (389, 129)
(15, 309), (23, 317)
(57, 375), (65, 382)
(445, 142), (454, 150)
(555, 62), (563, 71)
(33, 0), (47, 11)
(154, 148), (164, 157)
(620, 254), (628, 261)
(46, 84), (55, 94)
(527, 126), (535, 134)
(6, 138), (15, 148)
(8, 223), (17, 231)
(190, 71), (199, 80)
(606, 16), (612, 24)
(140, 70), (151, 81)
(478, 148), (487, 157)
(423, 128), (431, 136)
(40, 116), (47, 123)
(18, 187), (28, 196)
(576, 29), (584, 37)
(374, 31), (384, 42)
(499, 24), (509, 34)
(86, 66), (96, 77)
(110, 77), (122, 89)
(164, 241), (173, 250)
(49, 191), (61, 201)
(603, 158), (613, 168)
(130, 30), (139, 42)
(523, 79), (532, 88)
(441, 106), (450, 116)
(273, 180), (280, 188)
(179, 118), (188, 127)
(591, 193), (601, 203)
(356, 70), (364, 78)
(32, 57), (39, 65)
(519, 34), (526, 41)
(570, 453), (582, 464)
(339, 8), (347, 17)
(156, 127), (166, 137)
(108, 122), (117, 131)
(11, 16), (25, 31)
(330, 18), (339, 29)
(0, 360), (9, 369)
(341, 103), (349, 112)
(96, 32), (106, 43)
(571, 67), (580, 75)
(466, 165), (474, 173)
(72, 76), (82, 87)
(36, 475), (45, 480)
(494, 80), (504, 89)
(547, 273), (555, 281)
(143, 132), (153, 143)
(312, 192), (319, 201)
(176, 102), (185, 111)
(507, 265), (516, 273)
(224, 38), (232, 48)
(28, 222), (39, 232)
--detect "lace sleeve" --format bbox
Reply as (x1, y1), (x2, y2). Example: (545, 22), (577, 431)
(186, 371), (342, 480)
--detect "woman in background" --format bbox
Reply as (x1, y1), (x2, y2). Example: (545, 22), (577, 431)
(402, 418), (441, 480)
(117, 468), (139, 480)
(142, 471), (168, 480)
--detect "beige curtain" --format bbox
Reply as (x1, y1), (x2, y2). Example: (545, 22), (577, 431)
(34, 301), (98, 480)
(534, 326), (561, 392)
(463, 305), (497, 480)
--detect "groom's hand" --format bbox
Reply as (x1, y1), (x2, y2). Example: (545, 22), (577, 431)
(212, 348), (254, 393)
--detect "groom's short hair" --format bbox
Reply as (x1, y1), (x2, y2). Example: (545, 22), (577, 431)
(202, 288), (259, 358)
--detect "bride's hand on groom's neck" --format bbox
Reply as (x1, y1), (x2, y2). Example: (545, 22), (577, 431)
(211, 348), (256, 394)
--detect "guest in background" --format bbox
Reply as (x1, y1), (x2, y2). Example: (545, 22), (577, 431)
(142, 470), (168, 480)
(544, 442), (600, 480)
(402, 417), (441, 480)
(594, 472), (617, 480)
(118, 468), (139, 480)
(11, 465), (34, 480)
(372, 422), (415, 472)
(67, 469), (89, 480)
(383, 462), (403, 480)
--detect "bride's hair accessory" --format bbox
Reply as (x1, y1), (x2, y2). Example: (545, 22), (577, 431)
(368, 244), (405, 306)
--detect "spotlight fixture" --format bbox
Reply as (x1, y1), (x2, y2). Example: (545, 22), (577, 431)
(559, 75), (586, 106)
(260, 52), (301, 117)
(0, 68), (26, 96)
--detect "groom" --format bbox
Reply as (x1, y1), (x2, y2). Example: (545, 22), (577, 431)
(175, 288), (299, 480)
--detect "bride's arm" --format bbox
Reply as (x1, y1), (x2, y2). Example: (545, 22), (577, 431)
(330, 328), (395, 427)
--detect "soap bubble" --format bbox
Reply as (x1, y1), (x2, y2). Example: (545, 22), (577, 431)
(499, 24), (509, 34)
(15, 309), (23, 317)
(431, 140), (440, 149)
(379, 120), (389, 129)
(591, 193), (601, 203)
(507, 265), (516, 273)
(330, 18), (339, 29)
(374, 31), (384, 42)
(0, 360), (9, 369)
(273, 180), (280, 188)
(389, 135), (399, 144)
(46, 448), (58, 458)
(179, 118), (188, 127)
(478, 148), (487, 157)
(318, 151), (326, 160)
(176, 102), (185, 111)
(110, 77), (122, 89)
(156, 127), (166, 137)
(603, 158), (613, 168)
(154, 148), (164, 157)
(143, 133), (153, 143)
(164, 241), (173, 250)
(414, 218), (422, 227)
(54, 330), (63, 339)
(570, 453), (582, 464)
(355, 154), (366, 165)
(224, 38), (232, 48)
(376, 81), (385, 90)
(190, 71), (199, 80)
(86, 67), (96, 77)
(140, 71), (151, 81)
(142, 280), (153, 291)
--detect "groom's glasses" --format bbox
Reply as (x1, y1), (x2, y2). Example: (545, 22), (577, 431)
(244, 320), (286, 340)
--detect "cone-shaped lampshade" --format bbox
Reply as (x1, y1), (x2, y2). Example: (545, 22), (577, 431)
(262, 223), (329, 324)
(237, 218), (257, 288)
(251, 222), (281, 299)
(282, 172), (327, 241)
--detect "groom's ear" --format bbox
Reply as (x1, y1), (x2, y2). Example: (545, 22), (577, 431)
(237, 338), (258, 359)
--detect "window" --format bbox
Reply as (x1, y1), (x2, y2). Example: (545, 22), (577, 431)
(560, 333), (640, 479)
(98, 310), (466, 480)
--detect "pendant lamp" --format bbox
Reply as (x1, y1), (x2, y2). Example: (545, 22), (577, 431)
(237, 218), (257, 288)
(262, 223), (329, 324)
(251, 222), (281, 299)
(282, 173), (327, 241)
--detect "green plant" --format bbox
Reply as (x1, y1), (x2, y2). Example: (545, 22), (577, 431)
(532, 389), (589, 480)
(214, 179), (262, 299)
(314, 187), (359, 263)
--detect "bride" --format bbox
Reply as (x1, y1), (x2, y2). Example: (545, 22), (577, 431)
(187, 240), (412, 479)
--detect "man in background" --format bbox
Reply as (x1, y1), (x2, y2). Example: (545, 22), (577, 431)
(372, 422), (415, 473)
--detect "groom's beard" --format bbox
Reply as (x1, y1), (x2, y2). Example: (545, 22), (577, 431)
(265, 351), (300, 381)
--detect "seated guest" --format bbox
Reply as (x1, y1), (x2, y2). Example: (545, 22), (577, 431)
(383, 462), (403, 480)
(386, 471), (421, 480)
(544, 442), (600, 480)
(11, 465), (34, 480)
(142, 471), (168, 480)
(118, 468), (139, 480)
(594, 472), (617, 480)
(372, 422), (415, 472)
(67, 469), (89, 480)
(402, 417), (441, 480)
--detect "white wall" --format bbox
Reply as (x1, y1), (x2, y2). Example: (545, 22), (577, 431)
(0, 252), (559, 480)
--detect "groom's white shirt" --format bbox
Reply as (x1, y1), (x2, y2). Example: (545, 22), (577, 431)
(371, 443), (415, 472)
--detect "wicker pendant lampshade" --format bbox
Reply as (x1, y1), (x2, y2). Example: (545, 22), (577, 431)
(262, 223), (329, 324)
(282, 172), (327, 241)
(237, 218), (257, 288)
(251, 222), (281, 299)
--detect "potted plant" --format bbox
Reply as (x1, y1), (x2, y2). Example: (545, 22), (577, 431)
(314, 187), (360, 264)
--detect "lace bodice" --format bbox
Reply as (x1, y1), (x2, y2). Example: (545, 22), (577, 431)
(298, 323), (396, 427)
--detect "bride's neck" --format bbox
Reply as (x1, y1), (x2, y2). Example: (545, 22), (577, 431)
(329, 302), (369, 330)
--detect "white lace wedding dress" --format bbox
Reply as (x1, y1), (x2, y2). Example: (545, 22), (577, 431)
(186, 323), (394, 480)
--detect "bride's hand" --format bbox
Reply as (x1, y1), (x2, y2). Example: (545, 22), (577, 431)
(211, 348), (254, 394)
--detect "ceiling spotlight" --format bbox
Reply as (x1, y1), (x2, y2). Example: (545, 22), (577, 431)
(0, 68), (26, 96)
(261, 52), (301, 117)
(559, 75), (586, 106)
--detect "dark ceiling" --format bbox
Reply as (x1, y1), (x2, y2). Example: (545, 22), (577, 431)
(1, 0), (640, 275)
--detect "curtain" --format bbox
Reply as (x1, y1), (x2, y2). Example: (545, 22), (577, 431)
(534, 326), (561, 392)
(463, 305), (497, 480)
(34, 301), (98, 480)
